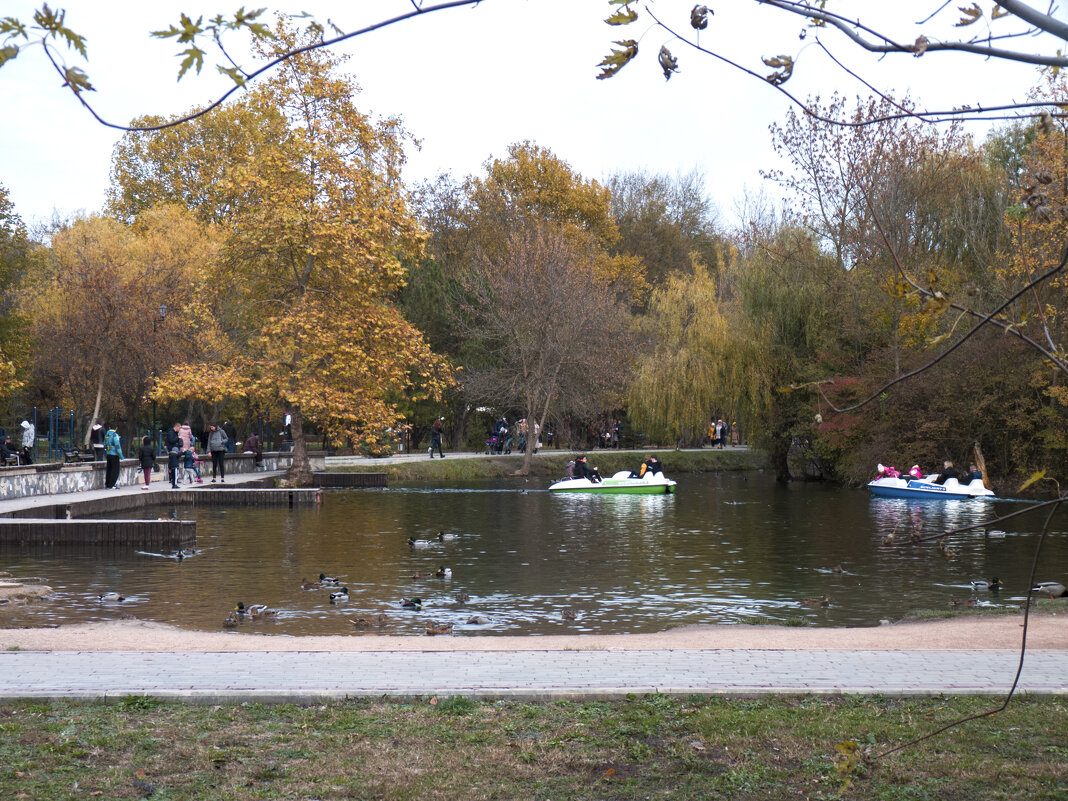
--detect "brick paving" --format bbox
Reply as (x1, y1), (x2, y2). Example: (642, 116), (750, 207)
(0, 648), (1062, 702)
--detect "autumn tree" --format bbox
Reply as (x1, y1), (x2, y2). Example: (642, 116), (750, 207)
(408, 142), (642, 458)
(21, 207), (215, 444)
(148, 19), (451, 482)
(0, 183), (31, 401)
(460, 224), (635, 474)
(605, 168), (721, 292)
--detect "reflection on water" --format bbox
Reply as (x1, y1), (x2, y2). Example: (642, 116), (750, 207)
(2, 473), (1065, 636)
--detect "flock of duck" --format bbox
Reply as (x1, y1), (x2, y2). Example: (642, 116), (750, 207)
(213, 530), (571, 636)
(95, 530), (1066, 627)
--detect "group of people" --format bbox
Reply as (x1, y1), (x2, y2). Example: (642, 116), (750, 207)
(708, 418), (731, 448)
(484, 417), (546, 456)
(875, 460), (983, 485)
(587, 420), (624, 450)
(562, 453), (664, 483)
(0, 420), (35, 465)
(153, 420), (261, 489)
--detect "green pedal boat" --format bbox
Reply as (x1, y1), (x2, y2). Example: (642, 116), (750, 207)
(548, 470), (677, 495)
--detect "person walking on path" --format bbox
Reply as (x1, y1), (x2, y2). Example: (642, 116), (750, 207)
(165, 422), (182, 489)
(208, 424), (228, 483)
(137, 435), (156, 490)
(103, 423), (123, 488)
(430, 418), (445, 459)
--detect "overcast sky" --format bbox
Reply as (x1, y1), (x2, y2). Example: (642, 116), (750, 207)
(0, 1), (1056, 228)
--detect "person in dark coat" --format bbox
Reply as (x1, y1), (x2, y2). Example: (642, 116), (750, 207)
(165, 422), (182, 488)
(573, 456), (601, 483)
(933, 460), (960, 485)
(138, 435), (156, 489)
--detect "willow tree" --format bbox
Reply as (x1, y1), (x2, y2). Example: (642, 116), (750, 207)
(627, 258), (741, 444)
(151, 20), (450, 482)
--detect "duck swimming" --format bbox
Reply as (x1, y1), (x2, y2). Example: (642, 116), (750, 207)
(970, 577), (1001, 591)
(98, 592), (125, 602)
(437, 531), (458, 542)
(318, 573), (341, 586)
(800, 596), (831, 608)
(408, 537), (434, 549)
(401, 597), (422, 609)
(329, 587), (349, 603)
(235, 602), (277, 619)
(411, 571), (434, 579)
(434, 566), (452, 578)
(300, 577), (320, 590)
(425, 621), (454, 636)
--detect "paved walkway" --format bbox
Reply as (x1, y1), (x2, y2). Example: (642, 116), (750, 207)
(0, 469), (287, 518)
(0, 648), (1062, 701)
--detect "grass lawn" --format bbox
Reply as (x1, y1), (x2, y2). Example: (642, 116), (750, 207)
(1, 694), (1064, 800)
(335, 448), (768, 482)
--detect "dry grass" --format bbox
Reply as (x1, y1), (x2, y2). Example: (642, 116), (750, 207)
(1, 694), (1064, 800)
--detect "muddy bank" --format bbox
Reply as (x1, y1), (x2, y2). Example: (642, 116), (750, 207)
(1, 613), (1065, 652)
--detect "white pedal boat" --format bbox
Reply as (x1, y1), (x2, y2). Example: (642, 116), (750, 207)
(867, 474), (995, 500)
(549, 470), (677, 494)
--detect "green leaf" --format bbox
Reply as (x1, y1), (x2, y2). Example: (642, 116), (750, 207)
(606, 7), (637, 25)
(0, 44), (18, 68)
(151, 25), (183, 40)
(596, 39), (638, 80)
(1, 17), (28, 38)
(61, 65), (93, 93)
(177, 46), (206, 80)
(217, 64), (246, 86)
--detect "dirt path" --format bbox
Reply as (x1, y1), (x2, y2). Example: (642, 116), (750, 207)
(2, 614), (1065, 652)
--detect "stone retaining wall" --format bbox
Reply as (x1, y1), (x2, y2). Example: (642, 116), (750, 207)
(0, 452), (326, 501)
(0, 519), (196, 548)
(313, 472), (387, 488)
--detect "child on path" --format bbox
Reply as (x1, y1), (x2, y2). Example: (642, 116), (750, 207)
(183, 446), (203, 484)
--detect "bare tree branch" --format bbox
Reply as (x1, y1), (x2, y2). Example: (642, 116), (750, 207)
(38, 0), (486, 132)
(757, 0), (1068, 67)
(645, 7), (1067, 129)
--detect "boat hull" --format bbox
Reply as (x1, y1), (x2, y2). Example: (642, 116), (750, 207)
(867, 476), (995, 500)
(549, 471), (677, 495)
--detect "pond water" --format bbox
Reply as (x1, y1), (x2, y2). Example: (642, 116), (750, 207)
(2, 473), (1065, 636)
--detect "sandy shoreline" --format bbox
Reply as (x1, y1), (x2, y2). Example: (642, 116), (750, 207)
(1, 615), (1065, 652)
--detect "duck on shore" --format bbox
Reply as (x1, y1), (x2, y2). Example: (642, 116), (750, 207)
(1033, 582), (1066, 598)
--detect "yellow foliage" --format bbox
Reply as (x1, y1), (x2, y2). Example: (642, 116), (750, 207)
(149, 19), (452, 446)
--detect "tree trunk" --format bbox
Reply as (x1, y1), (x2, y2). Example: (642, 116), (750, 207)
(83, 357), (106, 448)
(287, 406), (314, 486)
